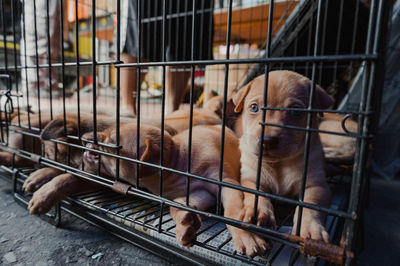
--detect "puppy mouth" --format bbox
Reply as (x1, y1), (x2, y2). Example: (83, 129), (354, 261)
(83, 143), (100, 163)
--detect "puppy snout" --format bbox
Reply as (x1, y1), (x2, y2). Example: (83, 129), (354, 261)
(263, 135), (279, 148)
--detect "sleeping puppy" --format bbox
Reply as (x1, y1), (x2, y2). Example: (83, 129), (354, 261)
(0, 112), (53, 168)
(23, 108), (219, 212)
(231, 71), (333, 244)
(319, 113), (357, 162)
(23, 113), (140, 214)
(81, 124), (269, 256)
(319, 113), (358, 176)
(23, 107), (219, 195)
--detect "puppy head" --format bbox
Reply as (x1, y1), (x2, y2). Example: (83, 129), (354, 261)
(41, 114), (79, 141)
(232, 71), (333, 160)
(81, 124), (175, 182)
(41, 114), (82, 165)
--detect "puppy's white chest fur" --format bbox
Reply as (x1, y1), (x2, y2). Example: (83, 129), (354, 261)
(240, 140), (302, 196)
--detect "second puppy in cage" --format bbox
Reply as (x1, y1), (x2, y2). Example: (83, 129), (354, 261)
(81, 123), (269, 256)
(231, 70), (333, 244)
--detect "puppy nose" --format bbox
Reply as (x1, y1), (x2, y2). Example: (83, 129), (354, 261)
(263, 136), (279, 147)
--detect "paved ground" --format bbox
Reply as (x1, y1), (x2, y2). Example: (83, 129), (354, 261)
(0, 177), (172, 266)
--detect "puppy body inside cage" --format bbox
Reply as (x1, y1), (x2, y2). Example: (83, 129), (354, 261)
(0, 0), (394, 265)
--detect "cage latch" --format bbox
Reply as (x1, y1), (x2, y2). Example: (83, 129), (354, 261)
(301, 238), (353, 265)
(112, 180), (131, 195)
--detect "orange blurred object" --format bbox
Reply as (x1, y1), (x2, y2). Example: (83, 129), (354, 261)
(67, 0), (115, 23)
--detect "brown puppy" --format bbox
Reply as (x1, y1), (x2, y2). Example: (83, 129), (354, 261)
(23, 109), (218, 214)
(231, 71), (333, 244)
(319, 113), (357, 161)
(0, 112), (52, 168)
(154, 108), (222, 133)
(81, 124), (269, 256)
(24, 113), (138, 214)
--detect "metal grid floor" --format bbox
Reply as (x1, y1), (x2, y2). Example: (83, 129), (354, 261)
(3, 166), (350, 266)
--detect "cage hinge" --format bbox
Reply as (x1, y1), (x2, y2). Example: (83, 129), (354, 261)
(288, 235), (353, 265)
(301, 238), (353, 265)
(111, 181), (131, 195)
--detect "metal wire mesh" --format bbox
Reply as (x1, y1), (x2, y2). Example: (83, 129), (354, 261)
(0, 0), (394, 265)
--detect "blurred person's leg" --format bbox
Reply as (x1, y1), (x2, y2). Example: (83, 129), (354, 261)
(165, 66), (190, 114)
(120, 53), (146, 116)
(20, 0), (60, 105)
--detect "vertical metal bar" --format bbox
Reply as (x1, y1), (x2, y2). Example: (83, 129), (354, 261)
(91, 0), (98, 143)
(207, 0), (214, 61)
(136, 0), (142, 189)
(21, 0), (31, 128)
(158, 0), (168, 233)
(174, 0), (180, 62)
(115, 0), (121, 181)
(32, 0), (42, 130)
(11, 0), (21, 126)
(216, 0), (233, 216)
(295, 0), (323, 236)
(60, 0), (67, 134)
(185, 0), (197, 207)
(332, 0), (345, 89)
(46, 0), (54, 120)
(199, 0), (205, 60)
(344, 0), (392, 258)
(153, 0), (159, 60)
(75, 0), (81, 139)
(253, 0), (274, 223)
(1, 1), (8, 72)
(182, 0), (189, 65)
(305, 0), (314, 77)
(349, 0), (361, 81)
(318, 0), (329, 85)
(159, 0), (167, 197)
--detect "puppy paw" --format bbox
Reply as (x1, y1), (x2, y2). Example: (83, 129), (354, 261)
(292, 220), (329, 243)
(28, 187), (59, 215)
(173, 210), (202, 248)
(229, 227), (272, 257)
(23, 168), (60, 193)
(243, 203), (276, 230)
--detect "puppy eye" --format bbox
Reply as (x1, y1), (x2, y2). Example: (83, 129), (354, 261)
(249, 103), (259, 113)
(289, 109), (303, 117)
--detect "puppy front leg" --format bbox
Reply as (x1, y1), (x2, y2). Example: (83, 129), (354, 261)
(28, 173), (101, 215)
(241, 178), (277, 229)
(292, 183), (331, 242)
(170, 189), (215, 248)
(23, 167), (63, 193)
(0, 151), (34, 168)
(222, 177), (271, 257)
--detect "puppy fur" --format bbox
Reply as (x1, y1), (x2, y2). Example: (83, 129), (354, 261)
(23, 108), (220, 214)
(0, 112), (52, 168)
(24, 113), (137, 214)
(231, 70), (333, 245)
(80, 124), (270, 256)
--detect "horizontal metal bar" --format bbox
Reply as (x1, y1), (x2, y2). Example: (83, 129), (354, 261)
(2, 54), (377, 71)
(261, 106), (372, 116)
(114, 54), (377, 68)
(260, 122), (368, 139)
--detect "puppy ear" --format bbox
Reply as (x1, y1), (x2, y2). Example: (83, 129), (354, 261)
(139, 133), (174, 177)
(41, 118), (77, 140)
(313, 85), (334, 110)
(232, 83), (252, 113)
(139, 138), (161, 177)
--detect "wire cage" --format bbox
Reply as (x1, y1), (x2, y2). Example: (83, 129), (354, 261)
(0, 0), (394, 265)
